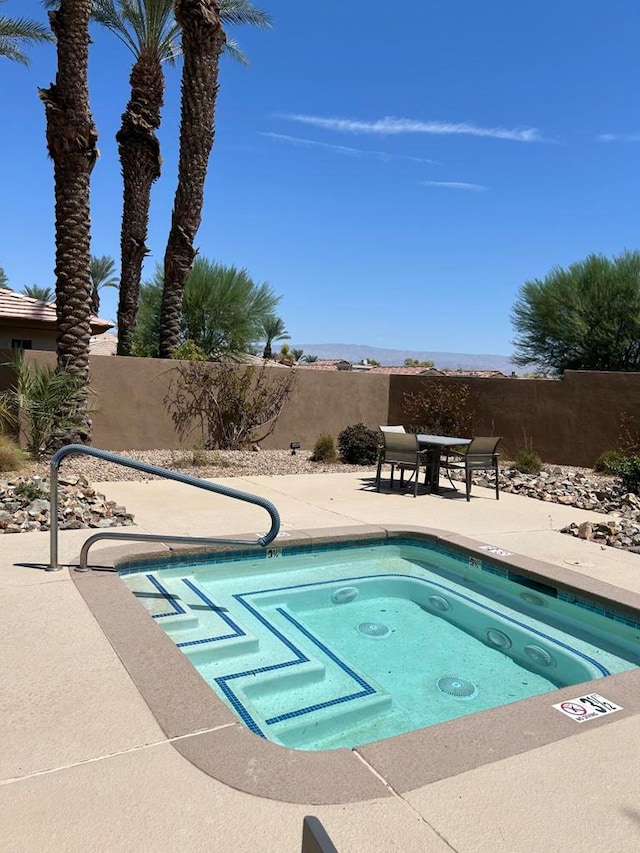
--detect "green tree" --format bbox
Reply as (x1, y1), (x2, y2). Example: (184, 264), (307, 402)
(22, 285), (54, 302)
(133, 259), (280, 358)
(404, 358), (435, 368)
(290, 348), (304, 363)
(302, 354), (318, 363)
(39, 0), (99, 442)
(159, 0), (271, 357)
(512, 251), (640, 374)
(89, 253), (118, 313)
(0, 1), (52, 64)
(0, 266), (9, 288)
(261, 315), (290, 359)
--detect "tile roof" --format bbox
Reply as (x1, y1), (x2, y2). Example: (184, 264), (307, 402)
(89, 332), (118, 356)
(369, 366), (442, 375)
(296, 359), (352, 370)
(0, 288), (113, 332)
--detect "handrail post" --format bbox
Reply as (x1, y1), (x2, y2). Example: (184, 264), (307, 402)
(48, 456), (61, 571)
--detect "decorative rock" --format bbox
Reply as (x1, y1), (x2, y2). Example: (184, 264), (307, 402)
(0, 476), (134, 534)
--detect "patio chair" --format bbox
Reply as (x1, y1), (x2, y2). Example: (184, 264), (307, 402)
(375, 431), (431, 497)
(441, 436), (502, 501)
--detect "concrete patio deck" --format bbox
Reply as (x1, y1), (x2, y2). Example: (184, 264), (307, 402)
(2, 469), (640, 852)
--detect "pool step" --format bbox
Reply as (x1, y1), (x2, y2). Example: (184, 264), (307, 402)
(271, 690), (393, 749)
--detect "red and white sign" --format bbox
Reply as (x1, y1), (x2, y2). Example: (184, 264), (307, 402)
(553, 693), (623, 723)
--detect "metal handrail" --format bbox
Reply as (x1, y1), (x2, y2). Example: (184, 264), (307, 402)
(48, 445), (280, 572)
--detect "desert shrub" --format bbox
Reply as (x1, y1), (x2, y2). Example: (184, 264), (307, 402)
(612, 456), (640, 493)
(0, 434), (28, 472)
(171, 340), (208, 361)
(0, 353), (93, 455)
(594, 449), (625, 474)
(337, 423), (379, 465)
(311, 433), (336, 463)
(14, 479), (46, 501)
(402, 381), (476, 437)
(165, 362), (296, 450)
(513, 442), (542, 475)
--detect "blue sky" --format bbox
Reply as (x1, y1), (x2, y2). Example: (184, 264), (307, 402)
(2, 0), (640, 356)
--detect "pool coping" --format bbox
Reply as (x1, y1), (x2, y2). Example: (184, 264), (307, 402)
(72, 524), (640, 804)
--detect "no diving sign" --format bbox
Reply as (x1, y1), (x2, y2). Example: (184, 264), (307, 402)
(553, 693), (623, 723)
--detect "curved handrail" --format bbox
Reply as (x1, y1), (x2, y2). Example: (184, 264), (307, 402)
(48, 445), (280, 571)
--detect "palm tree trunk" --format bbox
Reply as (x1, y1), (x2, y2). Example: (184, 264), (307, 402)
(159, 0), (225, 359)
(116, 54), (163, 356)
(39, 0), (98, 441)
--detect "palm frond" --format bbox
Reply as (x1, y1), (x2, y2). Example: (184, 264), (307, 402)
(0, 6), (53, 65)
(218, 0), (272, 28)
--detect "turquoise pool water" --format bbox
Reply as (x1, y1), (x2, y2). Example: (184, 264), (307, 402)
(121, 540), (640, 750)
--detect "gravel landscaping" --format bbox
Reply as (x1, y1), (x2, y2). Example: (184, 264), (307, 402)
(0, 449), (638, 553)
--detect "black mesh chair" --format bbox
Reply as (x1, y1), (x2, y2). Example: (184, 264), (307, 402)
(375, 432), (431, 497)
(441, 436), (502, 501)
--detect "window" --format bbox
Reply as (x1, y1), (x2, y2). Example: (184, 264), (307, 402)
(11, 339), (32, 350)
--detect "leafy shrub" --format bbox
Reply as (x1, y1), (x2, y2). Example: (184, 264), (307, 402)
(311, 434), (336, 463)
(0, 434), (28, 472)
(513, 443), (542, 475)
(402, 381), (476, 437)
(171, 340), (208, 361)
(0, 353), (93, 455)
(337, 423), (379, 465)
(165, 362), (296, 450)
(594, 449), (625, 474)
(613, 456), (640, 494)
(14, 479), (46, 502)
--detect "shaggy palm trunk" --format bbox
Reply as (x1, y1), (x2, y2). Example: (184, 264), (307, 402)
(116, 54), (163, 356)
(159, 0), (225, 358)
(39, 0), (98, 442)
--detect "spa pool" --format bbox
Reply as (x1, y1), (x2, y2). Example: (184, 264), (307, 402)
(121, 538), (640, 750)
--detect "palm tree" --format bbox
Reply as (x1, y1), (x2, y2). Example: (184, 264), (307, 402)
(302, 354), (318, 363)
(261, 315), (289, 360)
(159, 0), (271, 357)
(39, 0), (98, 442)
(0, 266), (8, 288)
(90, 0), (270, 356)
(22, 285), (54, 302)
(0, 1), (52, 64)
(89, 253), (118, 313)
(290, 348), (304, 363)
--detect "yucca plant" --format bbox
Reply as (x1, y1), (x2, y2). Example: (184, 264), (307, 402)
(0, 354), (94, 455)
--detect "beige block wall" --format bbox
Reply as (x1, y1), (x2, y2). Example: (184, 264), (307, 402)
(8, 353), (640, 466)
(388, 371), (640, 467)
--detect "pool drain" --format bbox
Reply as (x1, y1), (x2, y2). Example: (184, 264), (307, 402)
(426, 595), (450, 613)
(486, 628), (512, 649)
(524, 644), (555, 667)
(436, 676), (478, 700)
(357, 621), (390, 638)
(331, 587), (359, 604)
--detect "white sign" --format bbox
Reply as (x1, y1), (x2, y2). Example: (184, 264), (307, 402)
(553, 693), (623, 723)
(479, 545), (514, 556)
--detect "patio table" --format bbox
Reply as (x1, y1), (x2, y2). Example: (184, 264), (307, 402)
(417, 434), (471, 494)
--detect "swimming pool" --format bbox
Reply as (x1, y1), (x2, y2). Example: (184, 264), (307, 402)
(121, 537), (640, 751)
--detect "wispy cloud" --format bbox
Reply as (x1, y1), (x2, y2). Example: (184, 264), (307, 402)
(279, 114), (544, 143)
(261, 132), (438, 164)
(598, 132), (640, 143)
(421, 181), (486, 192)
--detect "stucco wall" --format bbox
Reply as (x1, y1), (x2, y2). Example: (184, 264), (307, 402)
(388, 371), (640, 467)
(10, 354), (640, 465)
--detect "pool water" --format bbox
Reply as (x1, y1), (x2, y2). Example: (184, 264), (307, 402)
(121, 541), (640, 750)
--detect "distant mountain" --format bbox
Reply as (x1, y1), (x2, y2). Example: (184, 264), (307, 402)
(291, 343), (519, 374)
